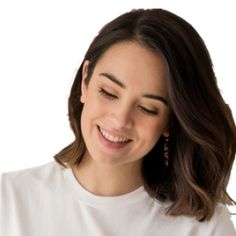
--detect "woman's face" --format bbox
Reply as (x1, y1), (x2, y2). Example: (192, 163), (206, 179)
(80, 41), (170, 167)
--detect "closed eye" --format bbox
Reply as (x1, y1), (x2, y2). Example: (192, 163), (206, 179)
(99, 88), (117, 100)
(99, 88), (159, 115)
(138, 105), (159, 116)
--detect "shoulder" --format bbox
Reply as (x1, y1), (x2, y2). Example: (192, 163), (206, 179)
(0, 162), (69, 233)
(179, 203), (236, 235)
(0, 161), (66, 194)
(206, 203), (236, 235)
(1, 161), (62, 181)
(151, 200), (235, 235)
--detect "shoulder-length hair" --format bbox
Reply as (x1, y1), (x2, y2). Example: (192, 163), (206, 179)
(55, 8), (236, 221)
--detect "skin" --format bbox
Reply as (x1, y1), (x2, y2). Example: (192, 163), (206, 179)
(73, 41), (170, 196)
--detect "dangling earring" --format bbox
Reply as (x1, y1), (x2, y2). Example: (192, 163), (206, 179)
(164, 136), (170, 167)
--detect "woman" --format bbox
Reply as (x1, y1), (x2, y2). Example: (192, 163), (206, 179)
(1, 8), (236, 236)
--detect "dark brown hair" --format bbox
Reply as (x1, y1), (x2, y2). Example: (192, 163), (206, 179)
(54, 8), (236, 221)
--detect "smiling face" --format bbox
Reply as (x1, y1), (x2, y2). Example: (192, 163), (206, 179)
(80, 41), (170, 168)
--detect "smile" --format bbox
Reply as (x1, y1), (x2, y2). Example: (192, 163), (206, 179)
(98, 126), (130, 143)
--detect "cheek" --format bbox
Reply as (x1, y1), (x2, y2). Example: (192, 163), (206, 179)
(140, 118), (167, 141)
(144, 126), (161, 144)
(136, 123), (163, 158)
(82, 93), (107, 120)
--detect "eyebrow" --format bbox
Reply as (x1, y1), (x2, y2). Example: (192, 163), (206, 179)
(142, 94), (168, 106)
(99, 72), (126, 88)
(99, 72), (168, 106)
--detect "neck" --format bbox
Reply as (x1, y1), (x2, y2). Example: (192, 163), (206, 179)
(72, 153), (143, 196)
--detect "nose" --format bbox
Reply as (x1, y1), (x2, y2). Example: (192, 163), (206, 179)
(110, 104), (134, 129)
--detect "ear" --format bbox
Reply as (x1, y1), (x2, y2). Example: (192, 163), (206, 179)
(162, 122), (171, 138)
(162, 130), (170, 138)
(80, 60), (89, 103)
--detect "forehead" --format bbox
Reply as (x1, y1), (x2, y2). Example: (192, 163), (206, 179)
(92, 41), (168, 95)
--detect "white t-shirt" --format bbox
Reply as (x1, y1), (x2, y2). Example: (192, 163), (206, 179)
(1, 161), (235, 236)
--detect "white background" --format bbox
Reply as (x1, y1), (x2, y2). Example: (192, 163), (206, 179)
(0, 0), (235, 225)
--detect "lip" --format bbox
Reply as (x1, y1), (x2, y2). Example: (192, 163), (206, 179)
(97, 125), (132, 149)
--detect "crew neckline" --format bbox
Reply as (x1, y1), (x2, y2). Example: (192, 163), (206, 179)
(63, 164), (151, 209)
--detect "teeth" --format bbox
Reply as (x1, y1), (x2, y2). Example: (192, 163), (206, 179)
(99, 127), (129, 143)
